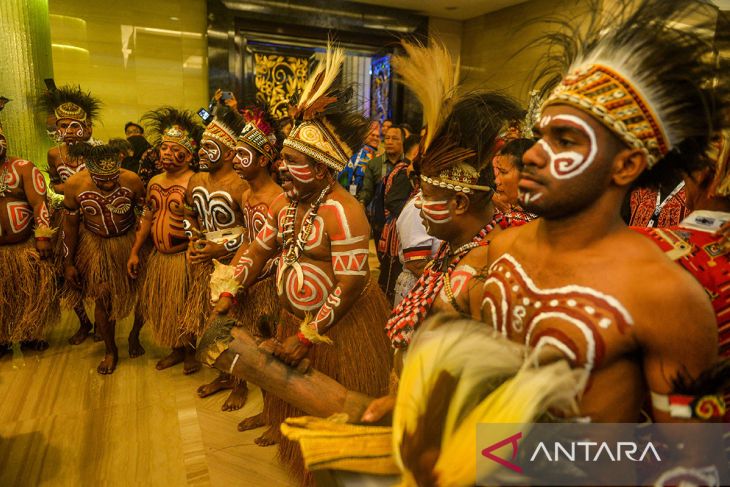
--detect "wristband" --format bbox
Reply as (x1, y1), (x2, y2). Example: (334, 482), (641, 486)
(220, 291), (238, 305)
(296, 331), (313, 347)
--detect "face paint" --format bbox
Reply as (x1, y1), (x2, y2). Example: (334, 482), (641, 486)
(58, 120), (85, 143)
(198, 139), (221, 171)
(538, 114), (597, 180)
(286, 161), (315, 184)
(420, 197), (452, 224)
(159, 142), (189, 171)
(518, 189), (543, 206)
(233, 146), (254, 171)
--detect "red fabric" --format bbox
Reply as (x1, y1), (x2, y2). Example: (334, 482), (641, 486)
(635, 226), (730, 420)
(378, 162), (409, 257)
(629, 187), (689, 227)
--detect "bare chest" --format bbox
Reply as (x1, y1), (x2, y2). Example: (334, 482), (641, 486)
(78, 186), (135, 236)
(482, 253), (636, 374)
(190, 184), (243, 232)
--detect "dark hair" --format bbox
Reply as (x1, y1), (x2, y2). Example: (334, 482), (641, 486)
(498, 138), (535, 171)
(400, 123), (414, 134)
(386, 124), (406, 143)
(124, 121), (144, 134)
(404, 134), (421, 155)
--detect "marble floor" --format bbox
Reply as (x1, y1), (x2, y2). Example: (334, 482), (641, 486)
(0, 310), (296, 487)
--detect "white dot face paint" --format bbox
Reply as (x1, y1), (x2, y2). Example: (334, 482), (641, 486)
(538, 114), (598, 180)
(286, 161), (315, 184)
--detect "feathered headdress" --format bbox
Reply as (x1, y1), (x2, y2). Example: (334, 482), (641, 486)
(202, 105), (245, 151)
(393, 315), (584, 486)
(709, 130), (730, 197)
(534, 0), (729, 181)
(39, 85), (101, 124)
(69, 142), (122, 176)
(394, 39), (523, 194)
(283, 42), (368, 172)
(238, 103), (282, 164)
(141, 106), (203, 155)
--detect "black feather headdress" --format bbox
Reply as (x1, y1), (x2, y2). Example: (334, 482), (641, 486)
(141, 106), (203, 155)
(532, 0), (729, 186)
(239, 102), (283, 164)
(393, 39), (523, 195)
(203, 105), (245, 151)
(69, 142), (122, 176)
(39, 85), (101, 124)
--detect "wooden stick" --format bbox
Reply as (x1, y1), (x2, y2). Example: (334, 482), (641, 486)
(211, 327), (373, 421)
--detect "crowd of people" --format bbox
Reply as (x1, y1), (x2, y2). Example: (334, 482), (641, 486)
(1, 0), (730, 484)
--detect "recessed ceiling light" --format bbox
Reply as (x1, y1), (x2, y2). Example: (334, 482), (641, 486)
(170, 16), (179, 21)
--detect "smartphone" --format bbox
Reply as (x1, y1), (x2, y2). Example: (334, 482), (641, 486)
(44, 78), (57, 91)
(197, 107), (212, 125)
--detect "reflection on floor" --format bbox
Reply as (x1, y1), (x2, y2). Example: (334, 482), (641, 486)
(0, 309), (295, 487)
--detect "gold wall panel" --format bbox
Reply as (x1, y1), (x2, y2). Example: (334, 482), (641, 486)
(253, 53), (309, 120)
(48, 0), (208, 141)
(0, 0), (54, 167)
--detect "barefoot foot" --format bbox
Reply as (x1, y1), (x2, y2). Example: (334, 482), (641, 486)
(222, 382), (248, 411)
(97, 353), (118, 374)
(156, 348), (185, 370)
(128, 335), (145, 358)
(254, 425), (278, 446)
(68, 325), (92, 345)
(183, 351), (200, 375)
(197, 374), (234, 398)
(238, 412), (265, 432)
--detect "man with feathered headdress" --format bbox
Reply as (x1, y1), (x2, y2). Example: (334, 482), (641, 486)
(379, 41), (523, 348)
(481, 0), (727, 436)
(127, 107), (203, 375)
(182, 104), (249, 410)
(0, 100), (57, 354)
(199, 44), (393, 480)
(62, 141), (146, 374)
(39, 84), (99, 345)
(198, 102), (284, 436)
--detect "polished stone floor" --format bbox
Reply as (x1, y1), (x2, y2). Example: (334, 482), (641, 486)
(0, 309), (295, 487)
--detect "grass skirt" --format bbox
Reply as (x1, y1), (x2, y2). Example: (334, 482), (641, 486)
(62, 228), (137, 321)
(267, 278), (392, 484)
(0, 238), (58, 342)
(182, 260), (213, 337)
(139, 250), (191, 348)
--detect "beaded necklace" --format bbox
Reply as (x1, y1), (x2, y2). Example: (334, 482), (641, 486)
(277, 184), (331, 293)
(385, 217), (500, 349)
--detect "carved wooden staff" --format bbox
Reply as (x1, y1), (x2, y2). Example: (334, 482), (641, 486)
(198, 318), (374, 421)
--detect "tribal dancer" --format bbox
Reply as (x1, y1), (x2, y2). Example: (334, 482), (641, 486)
(39, 85), (98, 344)
(363, 40), (523, 422)
(210, 44), (392, 481)
(204, 104), (284, 435)
(0, 101), (56, 354)
(481, 0), (726, 435)
(492, 138), (538, 225)
(62, 143), (145, 373)
(128, 107), (203, 374)
(183, 105), (249, 408)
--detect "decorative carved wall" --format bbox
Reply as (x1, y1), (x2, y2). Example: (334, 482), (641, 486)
(370, 55), (391, 123)
(253, 53), (309, 120)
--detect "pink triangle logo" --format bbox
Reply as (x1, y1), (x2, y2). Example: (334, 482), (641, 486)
(481, 431), (523, 474)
